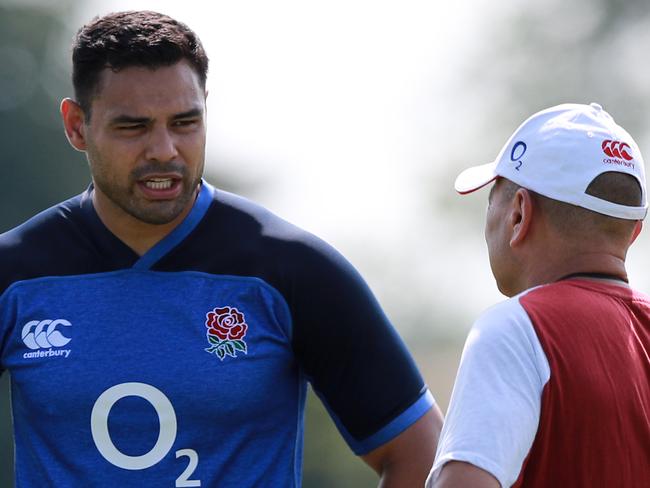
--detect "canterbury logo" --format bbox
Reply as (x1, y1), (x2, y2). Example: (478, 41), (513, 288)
(22, 319), (72, 349)
(602, 140), (633, 161)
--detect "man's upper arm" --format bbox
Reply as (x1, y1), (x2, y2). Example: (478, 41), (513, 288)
(289, 235), (438, 454)
(362, 405), (443, 486)
(427, 298), (550, 488)
(431, 461), (500, 488)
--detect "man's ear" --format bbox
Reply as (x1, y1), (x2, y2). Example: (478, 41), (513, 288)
(509, 188), (534, 248)
(630, 220), (643, 245)
(60, 98), (88, 152)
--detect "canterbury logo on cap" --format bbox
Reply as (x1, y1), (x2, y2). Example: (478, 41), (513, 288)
(602, 140), (633, 161)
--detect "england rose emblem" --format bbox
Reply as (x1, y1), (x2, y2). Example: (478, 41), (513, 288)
(205, 306), (248, 360)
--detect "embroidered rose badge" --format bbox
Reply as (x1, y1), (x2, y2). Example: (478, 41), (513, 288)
(205, 306), (248, 360)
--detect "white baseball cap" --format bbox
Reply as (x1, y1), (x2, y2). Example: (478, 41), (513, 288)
(455, 103), (648, 220)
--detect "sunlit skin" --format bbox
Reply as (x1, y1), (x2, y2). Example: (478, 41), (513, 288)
(483, 178), (642, 298)
(484, 178), (530, 297)
(61, 60), (207, 255)
(363, 406), (443, 487)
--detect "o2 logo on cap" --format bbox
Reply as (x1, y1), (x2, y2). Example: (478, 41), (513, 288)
(510, 141), (527, 171)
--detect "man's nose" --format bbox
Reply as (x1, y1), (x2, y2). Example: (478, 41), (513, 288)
(145, 126), (178, 162)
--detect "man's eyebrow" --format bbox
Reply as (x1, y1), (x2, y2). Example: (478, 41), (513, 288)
(108, 108), (203, 125)
(172, 108), (203, 120)
(109, 115), (151, 125)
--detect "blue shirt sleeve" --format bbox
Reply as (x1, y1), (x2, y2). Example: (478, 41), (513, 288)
(288, 234), (433, 454)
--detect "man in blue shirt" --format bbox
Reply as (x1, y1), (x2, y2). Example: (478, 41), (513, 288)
(0, 10), (441, 487)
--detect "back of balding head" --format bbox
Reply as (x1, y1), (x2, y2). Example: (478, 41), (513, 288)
(531, 172), (642, 245)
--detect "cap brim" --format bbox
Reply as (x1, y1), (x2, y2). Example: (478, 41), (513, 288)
(454, 162), (498, 194)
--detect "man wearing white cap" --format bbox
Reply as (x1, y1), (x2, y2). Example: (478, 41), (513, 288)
(426, 103), (650, 487)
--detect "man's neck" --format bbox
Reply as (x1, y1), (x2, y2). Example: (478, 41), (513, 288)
(521, 251), (628, 292)
(92, 187), (198, 256)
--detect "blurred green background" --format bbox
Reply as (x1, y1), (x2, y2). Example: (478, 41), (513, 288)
(2, 0), (650, 486)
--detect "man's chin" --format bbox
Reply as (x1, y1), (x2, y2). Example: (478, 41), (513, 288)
(128, 200), (190, 226)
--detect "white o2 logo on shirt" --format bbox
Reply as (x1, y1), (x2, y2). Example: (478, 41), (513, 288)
(91, 382), (201, 487)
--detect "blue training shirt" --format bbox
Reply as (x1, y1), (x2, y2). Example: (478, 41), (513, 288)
(0, 181), (434, 487)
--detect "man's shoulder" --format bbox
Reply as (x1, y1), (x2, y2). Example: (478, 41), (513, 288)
(0, 193), (86, 294)
(474, 295), (534, 334)
(477, 282), (606, 336)
(466, 292), (553, 367)
(1, 192), (84, 246)
(210, 188), (316, 242)
(205, 187), (350, 268)
(163, 185), (372, 299)
(520, 278), (650, 311)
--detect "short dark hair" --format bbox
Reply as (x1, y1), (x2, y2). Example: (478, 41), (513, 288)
(72, 10), (209, 118)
